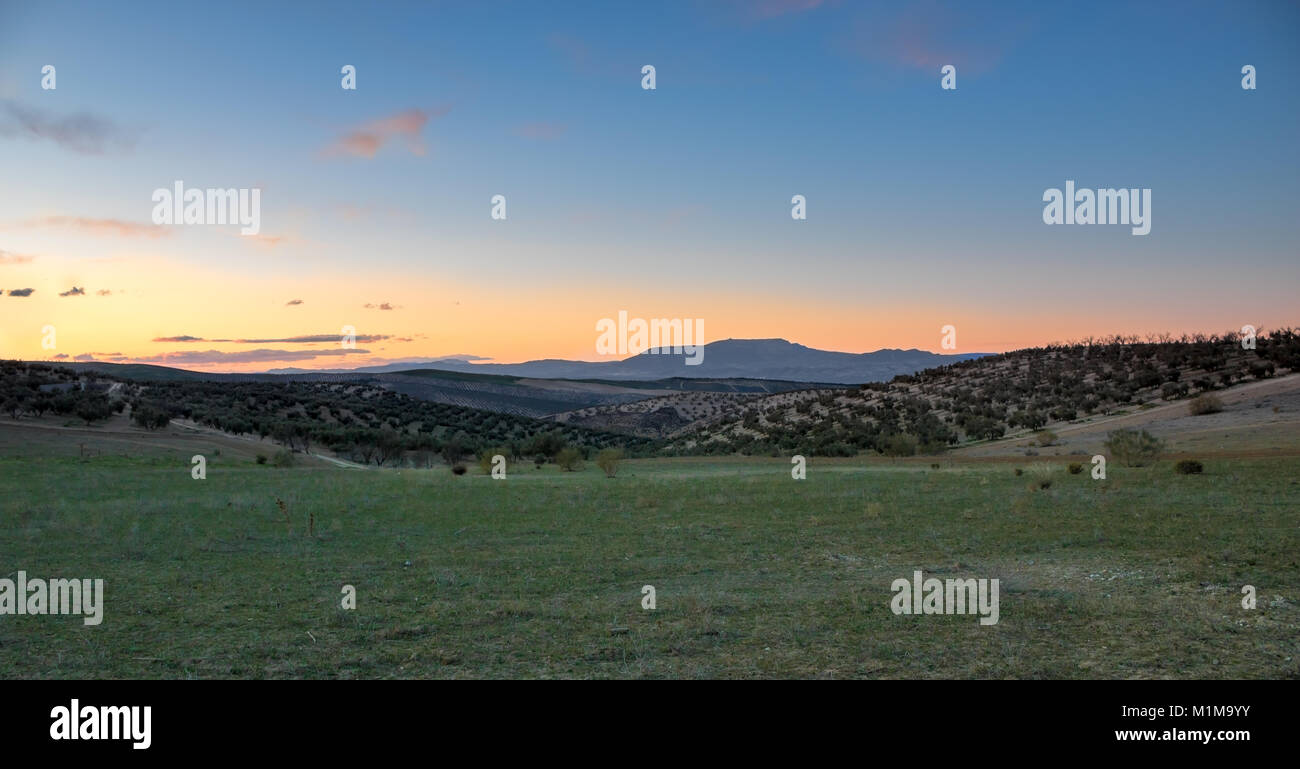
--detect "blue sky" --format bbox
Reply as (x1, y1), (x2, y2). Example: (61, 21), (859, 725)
(0, 0), (1297, 369)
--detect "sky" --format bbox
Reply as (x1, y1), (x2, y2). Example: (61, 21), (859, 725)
(0, 0), (1297, 372)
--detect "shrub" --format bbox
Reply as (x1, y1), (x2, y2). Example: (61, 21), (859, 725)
(478, 448), (509, 474)
(1035, 430), (1058, 447)
(595, 448), (624, 478)
(881, 433), (917, 457)
(451, 463), (467, 475)
(533, 454), (546, 469)
(930, 463), (940, 470)
(1014, 468), (1024, 476)
(1174, 459), (1204, 474)
(556, 447), (583, 471)
(1104, 428), (1165, 467)
(255, 453), (268, 465)
(1067, 462), (1083, 474)
(271, 449), (295, 467)
(1188, 394), (1223, 416)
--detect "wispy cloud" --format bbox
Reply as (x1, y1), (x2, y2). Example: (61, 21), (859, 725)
(364, 302), (399, 310)
(844, 0), (1028, 76)
(0, 248), (34, 264)
(744, 0), (827, 21)
(245, 233), (287, 247)
(18, 216), (169, 238)
(322, 107), (449, 158)
(97, 289), (113, 296)
(151, 333), (391, 344)
(58, 286), (85, 296)
(285, 298), (303, 306)
(125, 348), (372, 364)
(0, 100), (139, 154)
(514, 121), (568, 140)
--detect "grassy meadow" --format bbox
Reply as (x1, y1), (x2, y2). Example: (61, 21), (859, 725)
(2, 451), (1297, 679)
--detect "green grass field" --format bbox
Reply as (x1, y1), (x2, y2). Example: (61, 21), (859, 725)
(2, 453), (1297, 679)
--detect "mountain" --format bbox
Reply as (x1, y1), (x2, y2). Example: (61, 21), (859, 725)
(269, 339), (991, 385)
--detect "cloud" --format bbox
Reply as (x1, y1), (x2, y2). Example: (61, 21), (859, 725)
(285, 298), (303, 306)
(19, 216), (168, 238)
(246, 233), (287, 247)
(97, 289), (112, 296)
(548, 34), (599, 74)
(744, 0), (827, 20)
(0, 100), (139, 154)
(151, 333), (391, 344)
(126, 348), (372, 364)
(0, 249), (34, 264)
(59, 286), (85, 297)
(7, 288), (34, 296)
(50, 353), (69, 360)
(322, 107), (449, 158)
(844, 1), (1027, 76)
(234, 334), (390, 344)
(363, 302), (399, 310)
(514, 121), (568, 141)
(73, 353), (95, 361)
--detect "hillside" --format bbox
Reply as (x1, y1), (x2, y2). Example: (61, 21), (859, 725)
(662, 329), (1300, 457)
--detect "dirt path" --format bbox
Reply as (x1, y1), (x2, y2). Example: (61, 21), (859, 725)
(166, 419), (370, 469)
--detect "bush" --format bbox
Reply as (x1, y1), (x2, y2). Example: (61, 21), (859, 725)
(1035, 430), (1058, 447)
(1188, 394), (1223, 416)
(595, 448), (624, 478)
(1174, 459), (1204, 474)
(881, 433), (917, 457)
(1014, 468), (1024, 476)
(1067, 462), (1083, 474)
(255, 453), (268, 465)
(478, 448), (509, 474)
(556, 447), (583, 472)
(271, 449), (295, 467)
(1104, 428), (1165, 467)
(451, 463), (467, 475)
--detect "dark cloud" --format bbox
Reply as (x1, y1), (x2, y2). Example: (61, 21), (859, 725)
(59, 286), (86, 297)
(151, 333), (390, 344)
(129, 348), (371, 364)
(285, 299), (304, 306)
(0, 100), (139, 155)
(7, 288), (34, 297)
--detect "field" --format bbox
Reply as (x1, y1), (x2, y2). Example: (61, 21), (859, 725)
(3, 444), (1297, 679)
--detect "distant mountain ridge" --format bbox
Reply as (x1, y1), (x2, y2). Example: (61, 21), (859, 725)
(267, 339), (990, 385)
